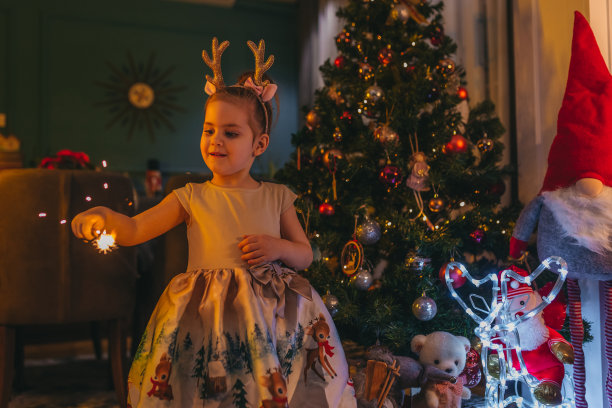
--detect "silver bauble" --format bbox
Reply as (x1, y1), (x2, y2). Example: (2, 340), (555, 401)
(352, 268), (373, 290)
(412, 295), (437, 321)
(390, 2), (411, 23)
(322, 292), (340, 316)
(356, 218), (382, 245)
(365, 85), (384, 103)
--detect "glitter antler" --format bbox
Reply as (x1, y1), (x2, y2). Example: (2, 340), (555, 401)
(202, 37), (229, 92)
(247, 40), (274, 87)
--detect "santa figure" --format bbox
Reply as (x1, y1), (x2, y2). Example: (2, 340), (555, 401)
(509, 11), (612, 407)
(489, 266), (574, 405)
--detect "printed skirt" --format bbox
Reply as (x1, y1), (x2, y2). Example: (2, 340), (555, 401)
(128, 262), (356, 408)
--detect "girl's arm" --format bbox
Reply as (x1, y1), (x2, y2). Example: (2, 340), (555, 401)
(238, 205), (313, 270)
(71, 193), (187, 246)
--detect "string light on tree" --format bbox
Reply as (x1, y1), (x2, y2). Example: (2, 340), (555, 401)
(457, 86), (468, 100)
(334, 55), (347, 69)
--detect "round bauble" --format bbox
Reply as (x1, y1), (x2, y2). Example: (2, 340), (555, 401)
(378, 47), (393, 65)
(438, 58), (456, 75)
(457, 86), (468, 100)
(323, 149), (343, 169)
(352, 267), (373, 290)
(428, 195), (445, 213)
(444, 134), (468, 154)
(470, 228), (485, 244)
(390, 2), (411, 22)
(334, 55), (347, 69)
(322, 292), (340, 316)
(476, 136), (494, 152)
(439, 262), (467, 288)
(430, 25), (444, 46)
(356, 217), (381, 245)
(412, 294), (437, 321)
(462, 366), (482, 388)
(305, 110), (320, 130)
(318, 202), (335, 216)
(374, 125), (399, 145)
(358, 62), (374, 80)
(332, 127), (343, 142)
(465, 348), (480, 369)
(379, 164), (403, 187)
(365, 85), (384, 103)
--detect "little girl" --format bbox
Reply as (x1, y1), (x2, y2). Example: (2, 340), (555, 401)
(72, 38), (356, 408)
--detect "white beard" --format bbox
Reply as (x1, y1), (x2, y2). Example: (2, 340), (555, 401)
(516, 312), (549, 350)
(542, 184), (612, 254)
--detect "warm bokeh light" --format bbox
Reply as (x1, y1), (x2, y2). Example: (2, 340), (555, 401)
(94, 230), (117, 254)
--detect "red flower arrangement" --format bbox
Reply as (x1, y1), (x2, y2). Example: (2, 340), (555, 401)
(39, 149), (93, 170)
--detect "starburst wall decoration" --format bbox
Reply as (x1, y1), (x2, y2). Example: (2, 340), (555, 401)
(95, 52), (186, 141)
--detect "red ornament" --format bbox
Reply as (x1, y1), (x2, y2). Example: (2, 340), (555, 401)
(439, 262), (467, 288)
(460, 365), (482, 388)
(340, 111), (352, 122)
(465, 348), (479, 369)
(334, 55), (346, 69)
(487, 180), (506, 196)
(457, 87), (468, 100)
(318, 202), (335, 216)
(430, 26), (444, 46)
(444, 134), (468, 154)
(470, 228), (485, 244)
(377, 47), (394, 66)
(378, 165), (402, 187)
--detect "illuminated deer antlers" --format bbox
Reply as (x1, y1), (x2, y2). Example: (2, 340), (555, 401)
(247, 39), (274, 87)
(202, 37), (229, 91)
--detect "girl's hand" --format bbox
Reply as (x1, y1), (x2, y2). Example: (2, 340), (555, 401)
(71, 206), (109, 241)
(238, 234), (283, 266)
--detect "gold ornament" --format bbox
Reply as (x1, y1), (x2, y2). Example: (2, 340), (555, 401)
(323, 149), (344, 169)
(477, 136), (494, 152)
(533, 382), (563, 405)
(373, 125), (399, 145)
(428, 195), (445, 212)
(306, 110), (320, 130)
(487, 354), (500, 379)
(341, 239), (363, 276)
(333, 127), (343, 142)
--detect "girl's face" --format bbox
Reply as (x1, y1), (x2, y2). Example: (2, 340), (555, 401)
(201, 99), (268, 185)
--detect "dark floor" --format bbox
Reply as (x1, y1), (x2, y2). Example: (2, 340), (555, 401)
(9, 340), (485, 408)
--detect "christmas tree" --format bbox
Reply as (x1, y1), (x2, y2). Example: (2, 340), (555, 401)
(275, 0), (520, 354)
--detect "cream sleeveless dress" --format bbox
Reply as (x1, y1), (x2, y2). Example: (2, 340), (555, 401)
(127, 181), (356, 408)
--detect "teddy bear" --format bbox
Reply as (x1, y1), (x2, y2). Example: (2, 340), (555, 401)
(410, 331), (471, 408)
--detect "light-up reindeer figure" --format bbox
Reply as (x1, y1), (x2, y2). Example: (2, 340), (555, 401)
(304, 313), (337, 383)
(260, 367), (288, 408)
(444, 257), (574, 408)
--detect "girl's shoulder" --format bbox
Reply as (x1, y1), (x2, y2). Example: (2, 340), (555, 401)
(261, 181), (297, 212)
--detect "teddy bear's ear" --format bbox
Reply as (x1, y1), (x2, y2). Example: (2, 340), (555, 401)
(411, 335), (427, 354)
(458, 336), (471, 353)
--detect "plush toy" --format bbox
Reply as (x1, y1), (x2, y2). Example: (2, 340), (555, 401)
(509, 11), (612, 407)
(351, 344), (455, 408)
(410, 331), (471, 408)
(487, 266), (574, 405)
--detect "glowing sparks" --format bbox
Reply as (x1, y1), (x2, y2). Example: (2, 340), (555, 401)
(103, 183), (109, 189)
(38, 212), (47, 218)
(60, 219), (67, 224)
(94, 230), (117, 254)
(85, 196), (92, 202)
(102, 160), (108, 168)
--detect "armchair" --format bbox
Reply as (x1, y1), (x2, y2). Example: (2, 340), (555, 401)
(0, 169), (138, 408)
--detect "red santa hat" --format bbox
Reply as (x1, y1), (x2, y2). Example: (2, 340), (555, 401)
(540, 11), (612, 193)
(497, 265), (533, 302)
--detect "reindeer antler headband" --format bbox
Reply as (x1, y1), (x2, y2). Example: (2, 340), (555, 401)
(202, 37), (277, 134)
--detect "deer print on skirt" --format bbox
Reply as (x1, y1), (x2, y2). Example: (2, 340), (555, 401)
(304, 313), (337, 382)
(260, 366), (289, 408)
(147, 352), (174, 400)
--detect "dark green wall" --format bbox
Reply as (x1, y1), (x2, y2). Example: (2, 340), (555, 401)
(0, 0), (298, 177)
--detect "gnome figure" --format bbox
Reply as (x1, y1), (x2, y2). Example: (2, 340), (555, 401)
(509, 11), (612, 407)
(490, 266), (574, 405)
